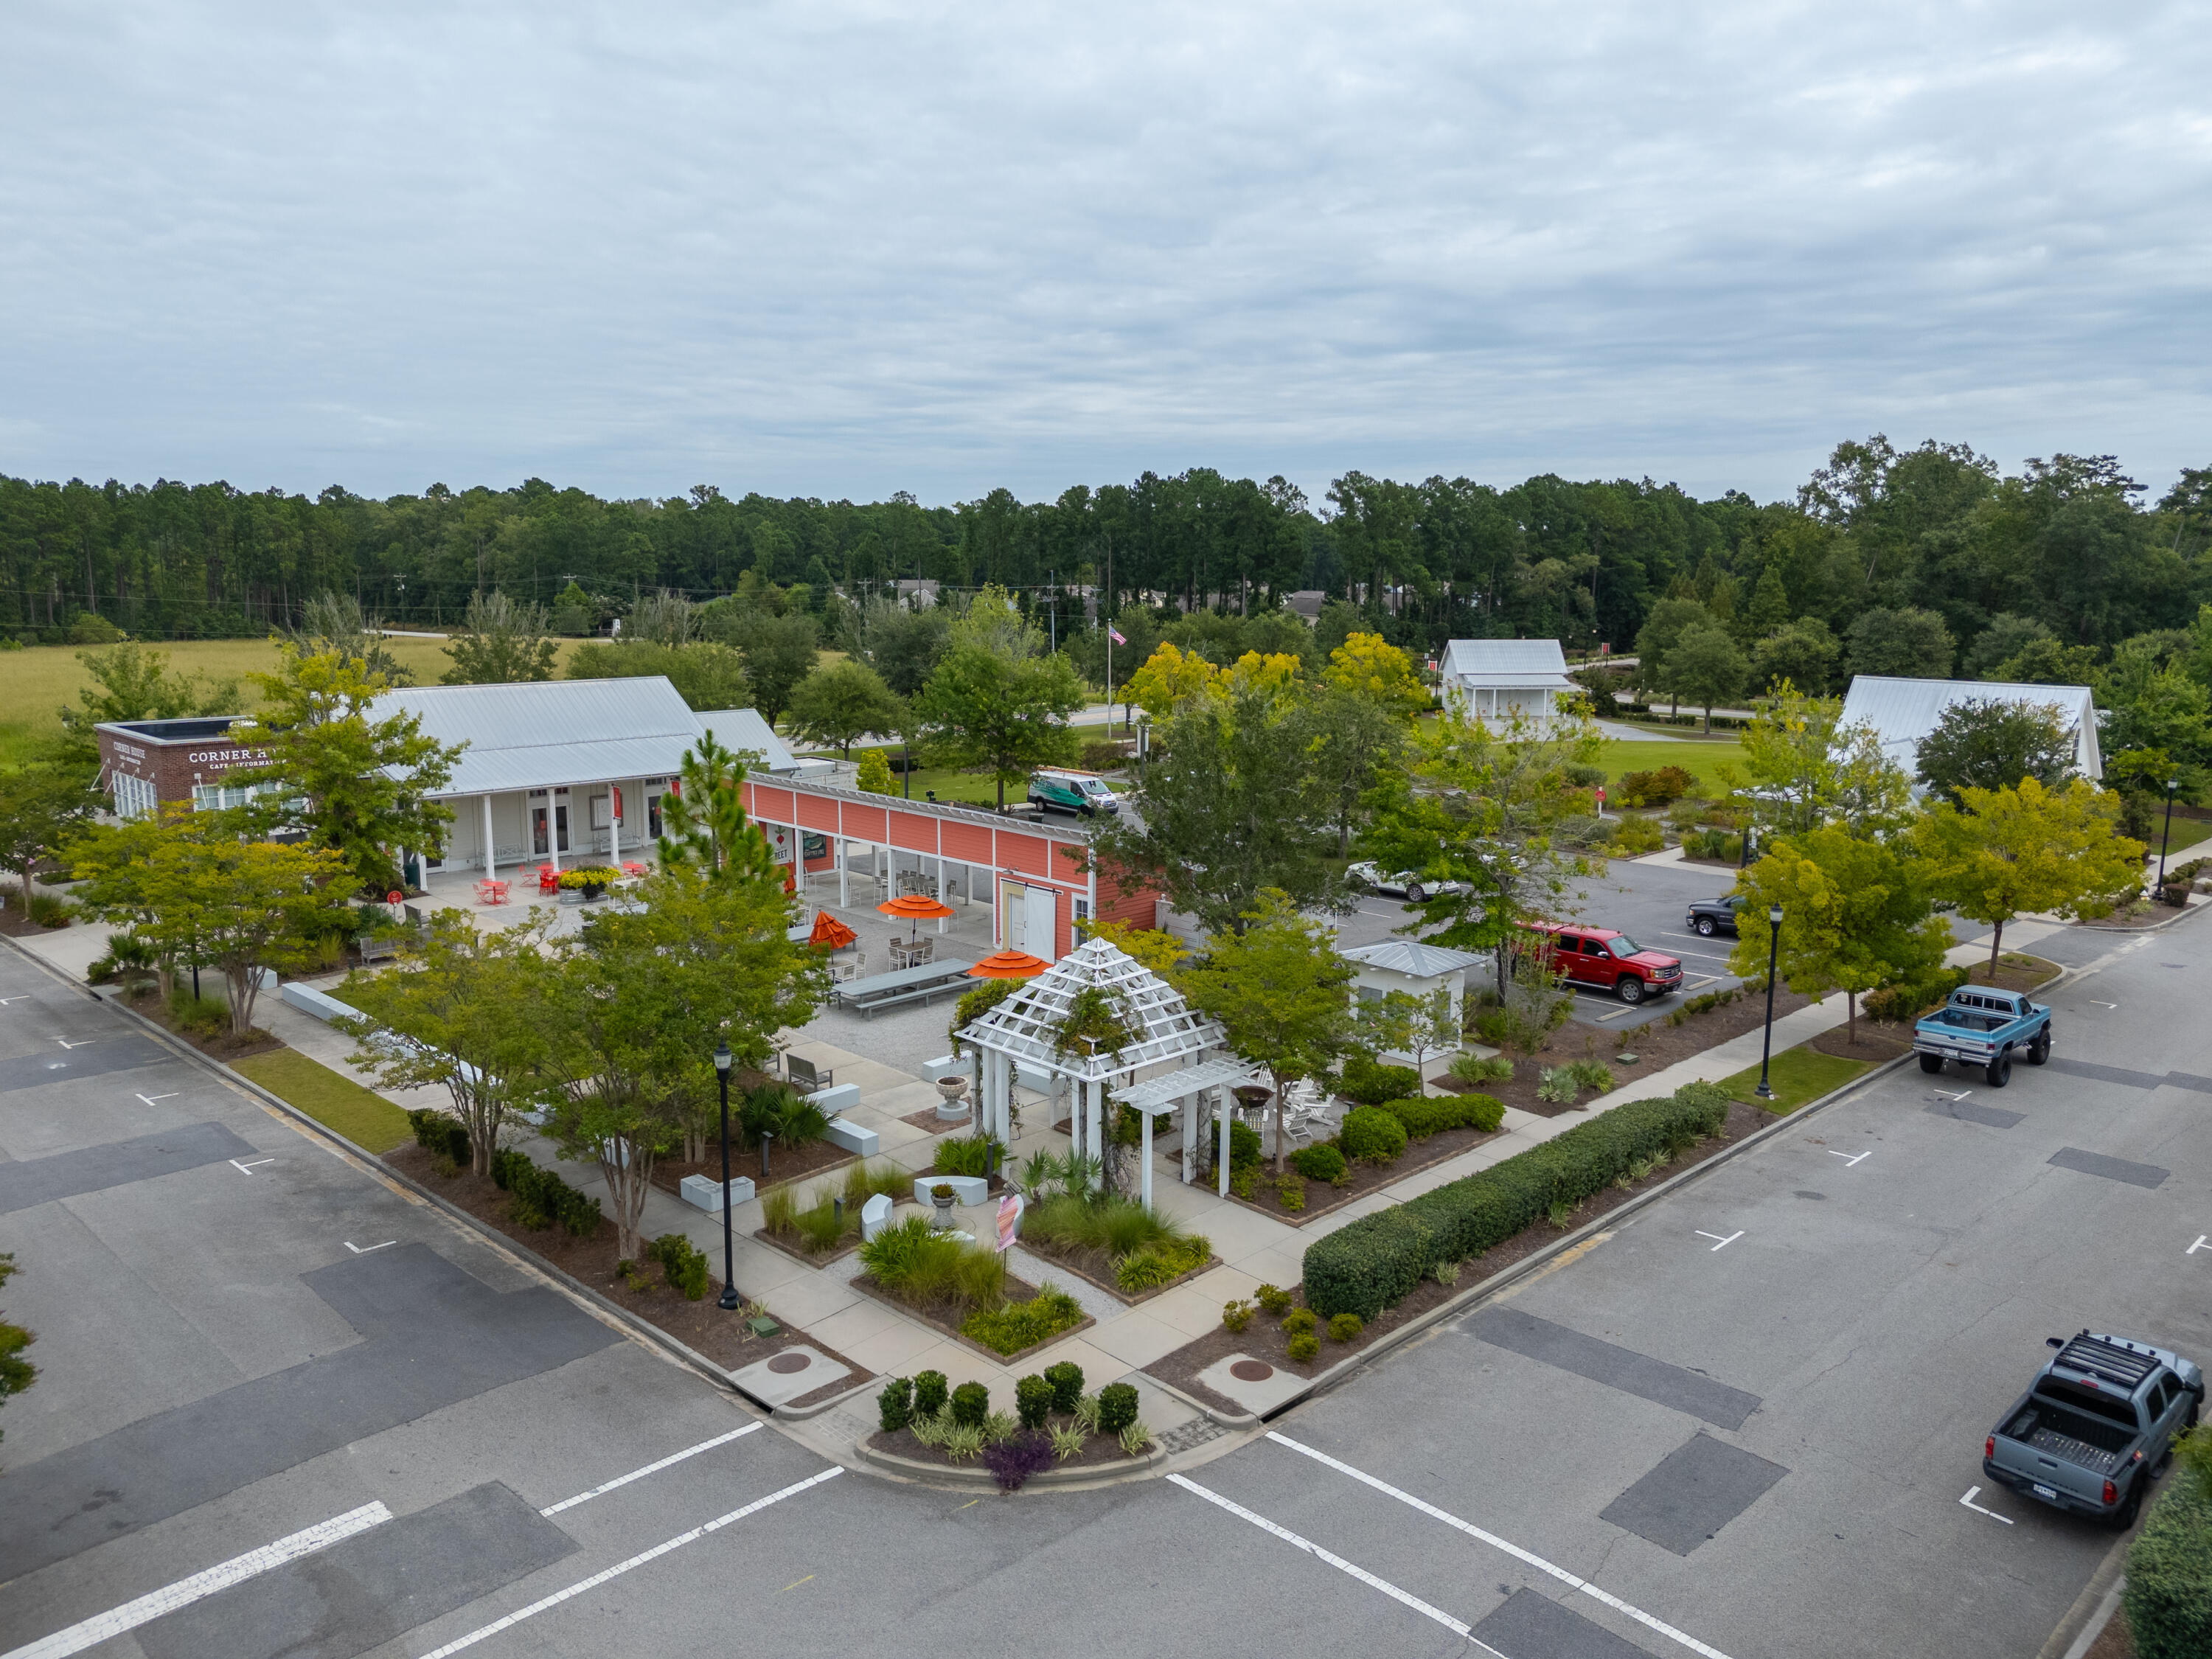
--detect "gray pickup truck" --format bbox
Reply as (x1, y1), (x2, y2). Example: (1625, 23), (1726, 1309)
(1915, 986), (2051, 1087)
(1983, 1332), (2203, 1528)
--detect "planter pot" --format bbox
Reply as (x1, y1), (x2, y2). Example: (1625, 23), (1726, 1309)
(931, 1192), (957, 1230)
(581, 882), (606, 902)
(935, 1075), (972, 1122)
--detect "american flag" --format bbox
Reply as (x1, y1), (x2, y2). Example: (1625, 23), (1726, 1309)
(1108, 626), (1127, 645)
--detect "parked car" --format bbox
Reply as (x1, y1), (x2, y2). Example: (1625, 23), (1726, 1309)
(1984, 1331), (2202, 1528)
(1347, 861), (1464, 902)
(1521, 921), (1684, 1004)
(1914, 985), (2051, 1088)
(1028, 768), (1119, 817)
(1685, 894), (1747, 937)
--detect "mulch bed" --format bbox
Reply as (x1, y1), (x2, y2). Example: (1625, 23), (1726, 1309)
(122, 987), (285, 1060)
(2075, 902), (2193, 932)
(1015, 1236), (1223, 1301)
(0, 907), (72, 939)
(1807, 1024), (1914, 1062)
(866, 1413), (1144, 1474)
(386, 1143), (866, 1382)
(649, 1138), (855, 1201)
(848, 1271), (1093, 1364)
(752, 1225), (863, 1268)
(1211, 1119), (1506, 1225)
(900, 1107), (971, 1136)
(1147, 1098), (1775, 1419)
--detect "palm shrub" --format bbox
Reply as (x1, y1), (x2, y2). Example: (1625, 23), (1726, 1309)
(1447, 1053), (1513, 1083)
(1536, 1067), (1580, 1105)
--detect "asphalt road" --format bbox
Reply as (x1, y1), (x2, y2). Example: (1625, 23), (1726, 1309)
(4, 911), (2205, 1659)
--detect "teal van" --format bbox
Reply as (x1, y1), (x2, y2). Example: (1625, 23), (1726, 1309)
(1028, 768), (1119, 818)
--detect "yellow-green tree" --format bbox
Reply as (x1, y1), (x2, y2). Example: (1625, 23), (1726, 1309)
(1726, 827), (1949, 1043)
(1912, 777), (2145, 975)
(855, 748), (895, 795)
(1719, 681), (1913, 838)
(1081, 917), (1189, 975)
(1323, 631), (1429, 720)
(1123, 642), (1220, 720)
(72, 805), (355, 1033)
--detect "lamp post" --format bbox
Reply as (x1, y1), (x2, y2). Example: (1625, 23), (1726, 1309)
(1755, 904), (1783, 1102)
(714, 1043), (740, 1311)
(2157, 777), (2180, 894)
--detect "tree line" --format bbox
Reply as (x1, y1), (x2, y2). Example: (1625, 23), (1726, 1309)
(5, 440), (2205, 665)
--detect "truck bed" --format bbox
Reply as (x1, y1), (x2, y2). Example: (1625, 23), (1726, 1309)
(1999, 1396), (2135, 1480)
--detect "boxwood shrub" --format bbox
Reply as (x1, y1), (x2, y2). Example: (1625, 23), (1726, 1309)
(1340, 1055), (1422, 1106)
(1302, 1082), (1731, 1321)
(2126, 1463), (2212, 1658)
(1339, 1107), (1409, 1165)
(1381, 1094), (1505, 1139)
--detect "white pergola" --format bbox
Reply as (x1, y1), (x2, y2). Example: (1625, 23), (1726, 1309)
(1109, 1054), (1267, 1206)
(957, 938), (1251, 1206)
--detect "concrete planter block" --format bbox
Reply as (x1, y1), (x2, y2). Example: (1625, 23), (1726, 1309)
(860, 1193), (893, 1239)
(680, 1172), (756, 1213)
(804, 1082), (861, 1116)
(279, 982), (361, 1024)
(824, 1117), (879, 1157)
(914, 1173), (987, 1207)
(920, 1054), (962, 1082)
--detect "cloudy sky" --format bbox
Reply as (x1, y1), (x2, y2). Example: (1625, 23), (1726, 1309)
(3, 1), (2206, 507)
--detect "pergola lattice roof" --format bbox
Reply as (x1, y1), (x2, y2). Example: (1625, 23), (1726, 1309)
(1110, 1054), (1265, 1111)
(956, 937), (1221, 1083)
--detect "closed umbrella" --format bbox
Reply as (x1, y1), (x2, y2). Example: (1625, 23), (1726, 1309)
(807, 911), (858, 949)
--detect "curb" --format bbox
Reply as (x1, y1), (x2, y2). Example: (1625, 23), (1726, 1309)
(771, 1374), (880, 1422)
(1186, 1046), (1924, 1423)
(856, 1437), (1166, 1490)
(0, 936), (769, 1416)
(1140, 1371), (1258, 1430)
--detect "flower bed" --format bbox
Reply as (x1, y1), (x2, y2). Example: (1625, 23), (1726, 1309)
(856, 1212), (1090, 1360)
(1014, 1183), (1215, 1301)
(868, 1364), (1155, 1488)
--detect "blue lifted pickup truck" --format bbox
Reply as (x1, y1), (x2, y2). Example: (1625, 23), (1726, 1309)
(1914, 985), (2051, 1088)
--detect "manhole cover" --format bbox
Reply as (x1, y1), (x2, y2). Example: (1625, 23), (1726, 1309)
(1230, 1359), (1274, 1382)
(767, 1352), (812, 1374)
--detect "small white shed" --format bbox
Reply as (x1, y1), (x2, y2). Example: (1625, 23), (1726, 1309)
(1339, 939), (1487, 1074)
(1439, 639), (1577, 728)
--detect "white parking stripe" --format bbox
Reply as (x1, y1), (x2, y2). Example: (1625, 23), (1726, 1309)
(1167, 1475), (1504, 1655)
(1267, 1433), (1738, 1659)
(4, 1502), (393, 1659)
(418, 1467), (841, 1658)
(540, 1423), (762, 1515)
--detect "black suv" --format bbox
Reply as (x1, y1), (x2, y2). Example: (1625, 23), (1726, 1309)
(1684, 895), (1745, 937)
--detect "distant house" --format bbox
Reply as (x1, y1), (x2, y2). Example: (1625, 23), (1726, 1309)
(1438, 639), (1577, 728)
(1838, 676), (2102, 782)
(1338, 939), (1488, 1074)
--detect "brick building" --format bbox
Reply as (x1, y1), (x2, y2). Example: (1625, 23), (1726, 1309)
(94, 717), (269, 819)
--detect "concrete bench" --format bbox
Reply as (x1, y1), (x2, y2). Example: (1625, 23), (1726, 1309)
(824, 1117), (879, 1157)
(279, 982), (361, 1024)
(914, 1173), (988, 1206)
(681, 1172), (757, 1213)
(920, 1054), (964, 1082)
(804, 1083), (861, 1117)
(860, 1192), (894, 1240)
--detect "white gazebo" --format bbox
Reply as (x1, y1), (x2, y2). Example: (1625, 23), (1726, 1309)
(956, 939), (1260, 1207)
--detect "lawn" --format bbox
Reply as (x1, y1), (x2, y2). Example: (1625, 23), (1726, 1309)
(1599, 737), (1745, 799)
(1714, 1043), (1873, 1114)
(231, 1048), (413, 1152)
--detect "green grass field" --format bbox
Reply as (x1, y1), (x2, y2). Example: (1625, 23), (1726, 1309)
(1715, 1043), (1873, 1114)
(1598, 737), (1745, 798)
(231, 1048), (413, 1152)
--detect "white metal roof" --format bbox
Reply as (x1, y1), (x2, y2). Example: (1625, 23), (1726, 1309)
(1339, 940), (1488, 978)
(1439, 639), (1575, 689)
(1838, 676), (2101, 781)
(956, 937), (1222, 1083)
(374, 676), (708, 798)
(690, 708), (798, 773)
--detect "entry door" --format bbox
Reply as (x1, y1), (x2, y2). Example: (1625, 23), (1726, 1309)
(553, 801), (570, 852)
(1026, 886), (1059, 962)
(532, 806), (549, 857)
(999, 879), (1028, 951)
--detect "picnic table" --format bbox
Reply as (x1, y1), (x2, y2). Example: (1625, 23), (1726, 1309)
(830, 959), (975, 1018)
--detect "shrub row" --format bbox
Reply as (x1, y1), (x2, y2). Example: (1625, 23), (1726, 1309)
(1302, 1082), (1732, 1321)
(647, 1233), (712, 1299)
(408, 1107), (471, 1167)
(490, 1145), (602, 1237)
(1862, 965), (1970, 1025)
(1338, 1054), (1421, 1106)
(2126, 1461), (2212, 1659)
(1381, 1093), (1505, 1139)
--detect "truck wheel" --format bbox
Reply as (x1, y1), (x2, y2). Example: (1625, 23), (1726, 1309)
(1616, 976), (1645, 1004)
(1919, 1054), (1944, 1074)
(2111, 1480), (2145, 1531)
(1407, 884), (1427, 903)
(1986, 1054), (2011, 1088)
(2028, 1033), (2050, 1065)
(1696, 917), (1717, 936)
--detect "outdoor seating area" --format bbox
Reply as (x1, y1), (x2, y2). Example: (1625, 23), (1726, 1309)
(831, 959), (976, 1016)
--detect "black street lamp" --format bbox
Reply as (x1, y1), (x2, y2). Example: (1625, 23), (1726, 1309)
(1755, 904), (1783, 1102)
(2157, 776), (2180, 894)
(714, 1043), (740, 1311)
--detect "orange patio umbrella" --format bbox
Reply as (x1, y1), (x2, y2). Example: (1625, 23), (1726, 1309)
(807, 910), (858, 949)
(877, 891), (956, 942)
(967, 949), (1048, 979)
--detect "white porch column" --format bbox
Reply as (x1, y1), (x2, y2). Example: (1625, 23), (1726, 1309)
(990, 1050), (1009, 1143)
(481, 795), (495, 878)
(609, 784), (622, 866)
(1216, 1087), (1231, 1197)
(838, 839), (849, 907)
(1140, 1104), (1154, 1211)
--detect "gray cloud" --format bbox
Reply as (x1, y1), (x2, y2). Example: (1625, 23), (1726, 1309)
(3, 0), (2206, 504)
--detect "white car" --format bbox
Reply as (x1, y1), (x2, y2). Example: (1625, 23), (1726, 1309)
(1347, 861), (1463, 902)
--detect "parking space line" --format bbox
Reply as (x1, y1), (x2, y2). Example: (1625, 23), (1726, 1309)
(229, 1158), (276, 1175)
(1694, 1230), (1743, 1251)
(1265, 1433), (1737, 1659)
(2, 1501), (392, 1659)
(136, 1092), (178, 1106)
(1958, 1486), (2014, 1526)
(1166, 1473), (1500, 1655)
(343, 1239), (397, 1254)
(540, 1423), (762, 1515)
(419, 1467), (841, 1658)
(1826, 1150), (1871, 1167)
(2189, 1236), (2208, 1256)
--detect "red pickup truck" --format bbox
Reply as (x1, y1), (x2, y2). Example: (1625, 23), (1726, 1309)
(1522, 922), (1685, 1004)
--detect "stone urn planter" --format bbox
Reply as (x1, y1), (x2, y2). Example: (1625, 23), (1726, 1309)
(935, 1074), (972, 1122)
(930, 1183), (958, 1229)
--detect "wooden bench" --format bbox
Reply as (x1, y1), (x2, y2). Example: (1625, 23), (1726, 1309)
(786, 1053), (835, 1091)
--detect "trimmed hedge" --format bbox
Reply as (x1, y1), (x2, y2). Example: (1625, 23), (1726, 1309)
(1339, 1106), (1409, 1164)
(1381, 1093), (1505, 1139)
(2126, 1464), (2212, 1659)
(1304, 1082), (1732, 1321)
(1339, 1054), (1422, 1106)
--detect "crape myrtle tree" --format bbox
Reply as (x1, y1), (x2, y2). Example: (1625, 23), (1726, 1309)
(1363, 697), (1604, 998)
(0, 755), (100, 916)
(1913, 698), (2078, 806)
(1719, 684), (1914, 841)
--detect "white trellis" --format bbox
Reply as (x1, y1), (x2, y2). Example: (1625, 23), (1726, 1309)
(956, 938), (1231, 1200)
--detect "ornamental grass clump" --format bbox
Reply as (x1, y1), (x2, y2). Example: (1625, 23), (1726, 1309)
(859, 1214), (1009, 1318)
(1021, 1189), (1211, 1293)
